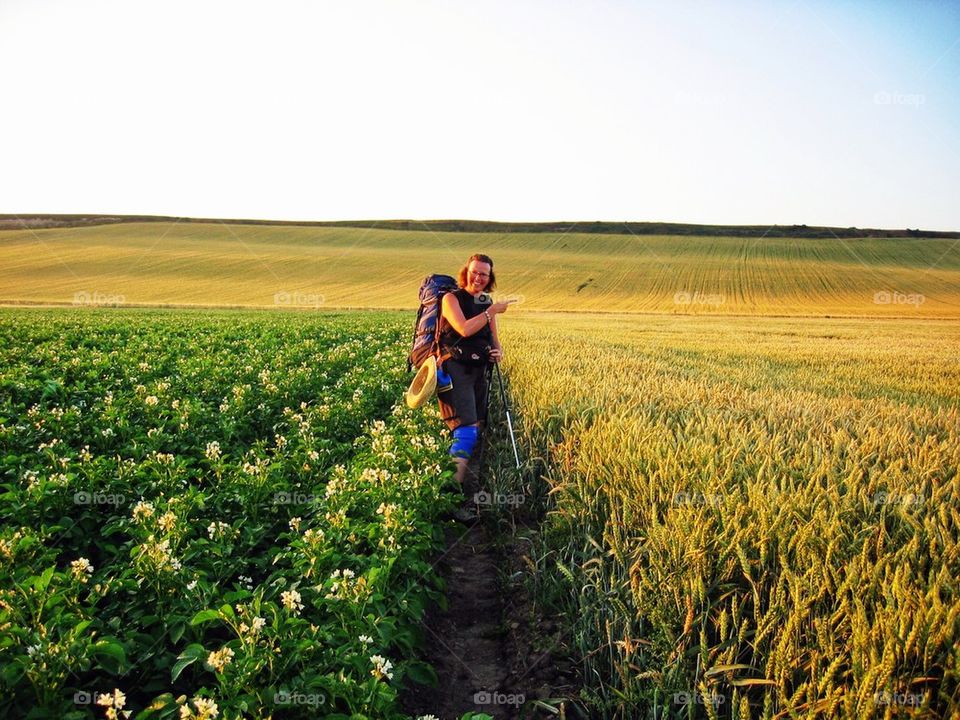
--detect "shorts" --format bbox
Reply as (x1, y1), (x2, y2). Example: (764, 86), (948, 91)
(437, 359), (489, 431)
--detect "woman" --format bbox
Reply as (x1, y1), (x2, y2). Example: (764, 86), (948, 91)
(436, 253), (514, 489)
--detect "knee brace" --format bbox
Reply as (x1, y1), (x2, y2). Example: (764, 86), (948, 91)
(449, 425), (479, 459)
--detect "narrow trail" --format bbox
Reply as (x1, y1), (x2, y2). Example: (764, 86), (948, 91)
(402, 518), (514, 719)
(401, 441), (578, 720)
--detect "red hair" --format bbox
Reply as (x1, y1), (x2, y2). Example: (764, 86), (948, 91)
(457, 254), (496, 292)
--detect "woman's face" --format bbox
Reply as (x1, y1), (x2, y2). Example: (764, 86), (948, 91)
(465, 260), (492, 295)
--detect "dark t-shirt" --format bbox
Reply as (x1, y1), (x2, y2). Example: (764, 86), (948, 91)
(438, 288), (493, 364)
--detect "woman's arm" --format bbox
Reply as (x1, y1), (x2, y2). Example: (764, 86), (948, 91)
(441, 293), (490, 338)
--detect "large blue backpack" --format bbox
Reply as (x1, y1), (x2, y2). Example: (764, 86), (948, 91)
(407, 274), (458, 372)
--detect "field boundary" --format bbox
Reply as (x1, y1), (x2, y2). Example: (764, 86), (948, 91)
(3, 300), (960, 322)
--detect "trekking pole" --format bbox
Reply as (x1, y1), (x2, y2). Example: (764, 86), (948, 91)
(494, 362), (521, 469)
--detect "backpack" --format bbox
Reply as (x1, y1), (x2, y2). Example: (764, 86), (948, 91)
(407, 274), (459, 372)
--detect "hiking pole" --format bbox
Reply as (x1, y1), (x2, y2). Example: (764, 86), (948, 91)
(494, 362), (521, 469)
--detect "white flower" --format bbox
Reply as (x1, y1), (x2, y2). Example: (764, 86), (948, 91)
(96, 688), (126, 708)
(207, 521), (234, 541)
(132, 500), (154, 522)
(370, 654), (394, 681)
(360, 467), (392, 485)
(206, 646), (234, 673)
(303, 528), (324, 545)
(281, 589), (304, 614)
(158, 511), (177, 532)
(359, 634), (374, 645)
(205, 441), (221, 461)
(70, 557), (94, 582)
(96, 688), (127, 719)
(180, 696), (219, 720)
(324, 477), (344, 498)
(145, 395), (159, 406)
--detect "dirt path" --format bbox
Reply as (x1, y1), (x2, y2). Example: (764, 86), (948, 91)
(401, 415), (581, 720)
(401, 518), (518, 719)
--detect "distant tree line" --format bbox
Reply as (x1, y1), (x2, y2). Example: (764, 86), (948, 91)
(0, 214), (955, 238)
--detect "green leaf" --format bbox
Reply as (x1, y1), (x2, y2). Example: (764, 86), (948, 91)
(404, 660), (438, 687)
(169, 622), (186, 644)
(170, 655), (198, 683)
(704, 663), (756, 677)
(93, 639), (127, 673)
(134, 693), (177, 720)
(729, 677), (778, 687)
(189, 609), (221, 626)
(34, 565), (56, 593)
(44, 591), (66, 610)
(171, 644), (207, 682)
(178, 643), (207, 660)
(2, 660), (25, 684)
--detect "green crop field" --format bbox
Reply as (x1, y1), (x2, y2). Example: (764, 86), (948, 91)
(0, 308), (457, 719)
(1, 222), (958, 317)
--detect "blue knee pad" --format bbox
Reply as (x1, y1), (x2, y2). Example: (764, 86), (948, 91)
(450, 425), (479, 459)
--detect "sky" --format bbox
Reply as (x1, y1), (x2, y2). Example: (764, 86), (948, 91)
(2, 0), (958, 230)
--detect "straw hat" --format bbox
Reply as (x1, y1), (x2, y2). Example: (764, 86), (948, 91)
(405, 355), (437, 409)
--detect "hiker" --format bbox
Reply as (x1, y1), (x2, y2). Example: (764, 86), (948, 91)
(436, 254), (514, 487)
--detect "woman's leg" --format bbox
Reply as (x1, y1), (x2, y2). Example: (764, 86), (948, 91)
(450, 422), (480, 485)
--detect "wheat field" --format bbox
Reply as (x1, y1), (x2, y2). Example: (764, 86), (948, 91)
(1, 222), (958, 317)
(492, 313), (960, 718)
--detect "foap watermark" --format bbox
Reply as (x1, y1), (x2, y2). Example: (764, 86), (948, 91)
(873, 91), (925, 108)
(274, 291), (325, 308)
(74, 491), (125, 507)
(72, 291), (125, 307)
(874, 690), (926, 707)
(273, 491), (319, 506)
(274, 691), (325, 708)
(674, 691), (726, 708)
(473, 490), (525, 507)
(473, 690), (526, 708)
(672, 491), (724, 508)
(873, 491), (925, 507)
(73, 690), (115, 705)
(473, 292), (526, 307)
(674, 291), (725, 307)
(873, 290), (925, 307)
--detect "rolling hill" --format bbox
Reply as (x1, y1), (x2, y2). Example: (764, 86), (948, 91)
(1, 220), (958, 317)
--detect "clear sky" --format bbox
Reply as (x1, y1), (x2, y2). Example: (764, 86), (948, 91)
(2, 0), (958, 230)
